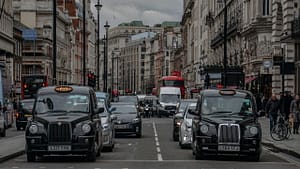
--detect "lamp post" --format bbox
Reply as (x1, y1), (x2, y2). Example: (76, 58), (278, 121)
(111, 51), (114, 91)
(95, 0), (102, 90)
(223, 0), (228, 88)
(104, 21), (110, 93)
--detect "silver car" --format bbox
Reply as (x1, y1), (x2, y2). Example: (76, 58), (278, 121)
(178, 103), (197, 148)
(98, 100), (116, 152)
(0, 111), (6, 137)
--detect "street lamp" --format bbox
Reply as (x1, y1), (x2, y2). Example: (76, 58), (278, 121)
(104, 21), (110, 93)
(95, 0), (102, 90)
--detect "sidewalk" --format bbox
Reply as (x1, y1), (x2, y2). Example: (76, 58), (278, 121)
(259, 117), (300, 158)
(0, 134), (25, 163)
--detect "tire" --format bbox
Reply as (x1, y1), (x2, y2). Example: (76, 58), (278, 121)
(87, 142), (97, 162)
(106, 145), (113, 152)
(194, 139), (204, 160)
(136, 131), (142, 138)
(27, 152), (36, 162)
(0, 127), (6, 137)
(270, 124), (287, 141)
(173, 131), (179, 141)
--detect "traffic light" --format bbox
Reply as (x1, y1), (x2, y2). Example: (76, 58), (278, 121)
(88, 72), (96, 88)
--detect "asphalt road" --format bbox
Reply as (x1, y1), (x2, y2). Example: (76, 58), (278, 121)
(0, 118), (300, 169)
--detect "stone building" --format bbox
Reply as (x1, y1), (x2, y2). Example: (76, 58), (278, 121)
(0, 0), (14, 98)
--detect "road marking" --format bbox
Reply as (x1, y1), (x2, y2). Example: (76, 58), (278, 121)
(39, 167), (46, 169)
(157, 147), (161, 153)
(153, 122), (163, 161)
(12, 167), (19, 169)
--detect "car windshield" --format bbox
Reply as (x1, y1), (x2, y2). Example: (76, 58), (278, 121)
(201, 95), (254, 116)
(111, 105), (137, 114)
(179, 101), (193, 110)
(186, 106), (196, 119)
(160, 94), (180, 103)
(118, 96), (138, 104)
(21, 100), (34, 111)
(34, 94), (90, 114)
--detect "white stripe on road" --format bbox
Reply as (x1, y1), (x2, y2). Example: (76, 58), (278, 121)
(153, 122), (163, 161)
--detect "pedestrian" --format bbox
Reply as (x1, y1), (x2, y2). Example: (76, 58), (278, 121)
(265, 94), (280, 132)
(280, 91), (293, 120)
(290, 94), (300, 134)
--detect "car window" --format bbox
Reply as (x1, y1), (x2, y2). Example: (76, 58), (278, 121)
(35, 94), (90, 114)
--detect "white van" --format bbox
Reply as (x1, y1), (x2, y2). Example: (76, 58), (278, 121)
(158, 87), (181, 117)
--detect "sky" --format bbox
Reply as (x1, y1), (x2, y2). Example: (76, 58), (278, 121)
(90, 0), (183, 34)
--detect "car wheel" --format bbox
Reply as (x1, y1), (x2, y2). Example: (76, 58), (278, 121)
(194, 139), (204, 160)
(27, 152), (36, 162)
(87, 142), (97, 161)
(136, 131), (142, 138)
(172, 132), (178, 141)
(0, 128), (6, 137)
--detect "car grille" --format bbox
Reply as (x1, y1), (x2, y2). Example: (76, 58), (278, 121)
(165, 106), (176, 110)
(218, 124), (240, 144)
(48, 122), (72, 143)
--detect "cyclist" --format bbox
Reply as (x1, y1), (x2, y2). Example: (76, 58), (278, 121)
(266, 94), (280, 132)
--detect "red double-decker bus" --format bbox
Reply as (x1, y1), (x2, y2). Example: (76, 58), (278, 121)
(158, 71), (185, 98)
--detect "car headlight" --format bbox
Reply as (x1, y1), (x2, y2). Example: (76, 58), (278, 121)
(82, 123), (91, 134)
(132, 118), (140, 123)
(29, 124), (38, 134)
(249, 126), (258, 135)
(200, 124), (209, 134)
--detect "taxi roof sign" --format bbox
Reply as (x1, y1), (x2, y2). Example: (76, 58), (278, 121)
(219, 89), (236, 95)
(55, 86), (73, 93)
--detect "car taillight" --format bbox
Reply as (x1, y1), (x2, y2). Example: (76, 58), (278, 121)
(16, 112), (20, 118)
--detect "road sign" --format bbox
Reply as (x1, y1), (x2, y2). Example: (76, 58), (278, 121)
(263, 60), (272, 68)
(22, 29), (37, 40)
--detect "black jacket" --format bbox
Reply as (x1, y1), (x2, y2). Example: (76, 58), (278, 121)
(265, 99), (280, 116)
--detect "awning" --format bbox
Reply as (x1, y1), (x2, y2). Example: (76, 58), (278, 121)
(245, 76), (257, 84)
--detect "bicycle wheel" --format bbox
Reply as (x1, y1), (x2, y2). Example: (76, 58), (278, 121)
(270, 124), (288, 141)
(285, 125), (292, 139)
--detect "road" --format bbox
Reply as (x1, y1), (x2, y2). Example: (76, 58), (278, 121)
(0, 118), (299, 169)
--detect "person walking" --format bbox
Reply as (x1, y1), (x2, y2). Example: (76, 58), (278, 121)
(265, 94), (280, 132)
(280, 91), (293, 120)
(290, 94), (300, 134)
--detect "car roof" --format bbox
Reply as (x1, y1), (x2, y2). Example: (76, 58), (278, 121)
(37, 85), (93, 95)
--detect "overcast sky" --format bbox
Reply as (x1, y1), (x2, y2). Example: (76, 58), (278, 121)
(90, 0), (183, 35)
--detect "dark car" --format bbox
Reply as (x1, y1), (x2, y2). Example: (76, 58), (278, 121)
(191, 89), (262, 161)
(16, 99), (34, 130)
(25, 86), (104, 162)
(111, 103), (142, 138)
(172, 99), (197, 141)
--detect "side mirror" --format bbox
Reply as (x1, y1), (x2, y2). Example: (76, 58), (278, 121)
(174, 112), (184, 119)
(97, 107), (104, 114)
(110, 114), (117, 121)
(110, 107), (116, 112)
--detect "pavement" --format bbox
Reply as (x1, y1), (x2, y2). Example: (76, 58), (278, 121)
(259, 116), (300, 158)
(0, 117), (299, 165)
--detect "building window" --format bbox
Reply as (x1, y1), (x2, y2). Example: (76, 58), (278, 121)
(263, 0), (270, 15)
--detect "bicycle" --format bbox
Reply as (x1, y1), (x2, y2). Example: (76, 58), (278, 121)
(270, 113), (292, 141)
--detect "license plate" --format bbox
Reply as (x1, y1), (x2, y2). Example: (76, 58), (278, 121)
(115, 124), (128, 129)
(218, 145), (240, 152)
(25, 114), (32, 117)
(48, 145), (71, 151)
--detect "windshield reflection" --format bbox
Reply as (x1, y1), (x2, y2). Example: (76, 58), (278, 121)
(201, 96), (253, 116)
(34, 94), (90, 114)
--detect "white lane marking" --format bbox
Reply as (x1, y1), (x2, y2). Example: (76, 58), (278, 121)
(12, 167), (19, 169)
(153, 122), (163, 161)
(157, 153), (163, 161)
(94, 168), (100, 169)
(128, 143), (132, 146)
(157, 147), (161, 153)
(39, 167), (46, 169)
(67, 167), (74, 169)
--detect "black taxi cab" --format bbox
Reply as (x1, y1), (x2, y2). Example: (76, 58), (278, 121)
(25, 86), (104, 162)
(191, 89), (262, 161)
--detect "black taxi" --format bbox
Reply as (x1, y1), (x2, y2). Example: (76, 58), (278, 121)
(191, 89), (262, 161)
(25, 86), (104, 162)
